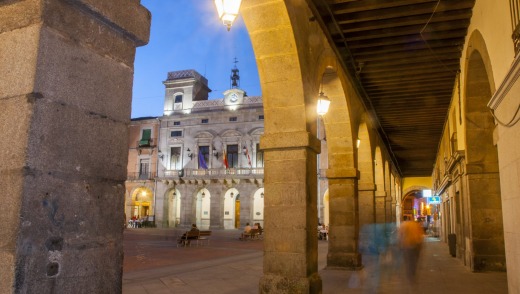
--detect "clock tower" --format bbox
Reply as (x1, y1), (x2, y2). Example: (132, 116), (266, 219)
(224, 58), (245, 106)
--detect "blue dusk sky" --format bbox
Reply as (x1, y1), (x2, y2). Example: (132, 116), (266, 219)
(131, 0), (261, 118)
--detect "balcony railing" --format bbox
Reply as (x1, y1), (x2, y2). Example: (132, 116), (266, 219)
(136, 138), (156, 148)
(163, 167), (264, 178)
(127, 172), (157, 181)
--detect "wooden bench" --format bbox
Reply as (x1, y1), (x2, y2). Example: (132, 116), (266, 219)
(177, 231), (200, 247)
(177, 230), (212, 247)
(197, 231), (212, 246)
(240, 228), (263, 240)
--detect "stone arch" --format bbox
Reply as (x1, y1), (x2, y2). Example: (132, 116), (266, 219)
(374, 146), (385, 223)
(242, 1), (341, 290)
(223, 188), (240, 229)
(384, 160), (392, 222)
(401, 186), (429, 221)
(321, 66), (356, 171)
(163, 188), (181, 228)
(463, 29), (505, 271)
(195, 188), (211, 230)
(323, 189), (330, 226)
(130, 185), (153, 218)
(464, 36), (498, 172)
(357, 119), (375, 226)
(252, 188), (265, 227)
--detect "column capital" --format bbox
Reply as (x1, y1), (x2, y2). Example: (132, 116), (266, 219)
(260, 131), (320, 153)
(358, 183), (376, 191)
(326, 168), (359, 179)
(1, 0), (150, 45)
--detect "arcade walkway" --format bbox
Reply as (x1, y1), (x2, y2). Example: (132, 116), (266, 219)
(122, 229), (507, 294)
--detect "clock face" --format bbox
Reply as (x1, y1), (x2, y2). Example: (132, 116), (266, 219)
(230, 93), (239, 102)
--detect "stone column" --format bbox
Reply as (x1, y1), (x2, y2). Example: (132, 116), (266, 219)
(259, 132), (322, 293)
(209, 185), (224, 230)
(358, 183), (376, 228)
(375, 191), (387, 223)
(326, 168), (361, 269)
(0, 1), (150, 292)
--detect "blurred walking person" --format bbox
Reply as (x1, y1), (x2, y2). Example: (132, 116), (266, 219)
(399, 217), (424, 283)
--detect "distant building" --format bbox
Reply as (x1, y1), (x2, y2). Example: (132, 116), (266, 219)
(125, 67), (266, 229)
(125, 117), (160, 222)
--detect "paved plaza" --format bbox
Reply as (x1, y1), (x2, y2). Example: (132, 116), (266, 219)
(122, 229), (508, 294)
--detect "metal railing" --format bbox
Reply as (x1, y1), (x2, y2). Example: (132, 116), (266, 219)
(163, 167), (264, 178)
(136, 138), (156, 148)
(127, 172), (157, 180)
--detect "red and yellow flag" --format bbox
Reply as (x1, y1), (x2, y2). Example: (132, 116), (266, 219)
(223, 149), (229, 169)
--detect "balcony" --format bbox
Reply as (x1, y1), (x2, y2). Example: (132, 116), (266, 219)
(163, 167), (264, 179)
(136, 138), (156, 148)
(127, 172), (157, 181)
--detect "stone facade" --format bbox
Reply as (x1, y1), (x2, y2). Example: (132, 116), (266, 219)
(125, 70), (267, 230)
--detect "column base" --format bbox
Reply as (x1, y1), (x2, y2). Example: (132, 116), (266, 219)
(327, 252), (362, 270)
(259, 273), (322, 294)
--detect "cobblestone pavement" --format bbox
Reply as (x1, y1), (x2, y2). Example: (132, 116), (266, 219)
(123, 229), (508, 294)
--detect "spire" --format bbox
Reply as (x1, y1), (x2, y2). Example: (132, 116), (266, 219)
(230, 57), (240, 88)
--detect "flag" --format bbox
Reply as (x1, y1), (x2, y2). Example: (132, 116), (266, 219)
(244, 146), (252, 167)
(223, 149), (229, 169)
(198, 150), (208, 169)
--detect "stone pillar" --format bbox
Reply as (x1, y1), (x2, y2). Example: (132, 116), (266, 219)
(0, 1), (150, 291)
(466, 170), (505, 271)
(209, 185), (224, 230)
(259, 132), (322, 293)
(375, 191), (387, 223)
(326, 168), (361, 269)
(358, 183), (376, 228)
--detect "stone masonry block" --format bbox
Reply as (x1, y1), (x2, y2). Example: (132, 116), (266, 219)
(257, 54), (302, 84)
(14, 172), (125, 292)
(264, 205), (308, 229)
(26, 97), (128, 181)
(0, 251), (15, 294)
(264, 183), (307, 207)
(247, 26), (295, 58)
(0, 0), (41, 34)
(265, 158), (307, 184)
(242, 1), (290, 35)
(75, 0), (150, 45)
(261, 79), (305, 109)
(263, 105), (308, 133)
(0, 95), (33, 169)
(261, 131), (320, 153)
(263, 252), (309, 276)
(0, 25), (39, 99)
(264, 229), (307, 254)
(43, 0), (139, 66)
(36, 27), (134, 122)
(1, 168), (24, 250)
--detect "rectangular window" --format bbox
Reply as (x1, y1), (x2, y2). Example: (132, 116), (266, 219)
(201, 119), (209, 124)
(199, 146), (210, 169)
(170, 130), (182, 137)
(256, 143), (264, 167)
(173, 121), (181, 126)
(170, 147), (181, 170)
(229, 117), (237, 122)
(227, 144), (239, 168)
(174, 95), (183, 103)
(258, 115), (264, 120)
(139, 129), (152, 146)
(139, 159), (150, 179)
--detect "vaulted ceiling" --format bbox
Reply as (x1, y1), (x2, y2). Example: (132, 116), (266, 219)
(308, 0), (475, 177)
